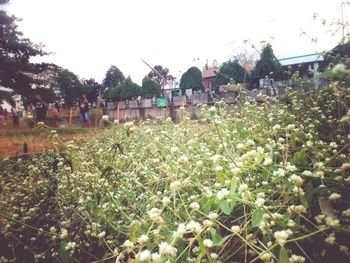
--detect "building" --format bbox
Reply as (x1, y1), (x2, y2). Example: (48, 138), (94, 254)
(202, 66), (218, 92)
(278, 53), (324, 88)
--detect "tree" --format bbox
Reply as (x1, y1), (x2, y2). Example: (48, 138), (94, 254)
(82, 78), (102, 104)
(147, 65), (174, 85)
(55, 69), (83, 106)
(107, 77), (140, 101)
(179, 67), (204, 93)
(0, 0), (49, 99)
(250, 44), (284, 88)
(215, 61), (247, 88)
(102, 65), (125, 94)
(141, 77), (161, 98)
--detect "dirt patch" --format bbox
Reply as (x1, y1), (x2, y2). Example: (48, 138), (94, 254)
(0, 130), (96, 158)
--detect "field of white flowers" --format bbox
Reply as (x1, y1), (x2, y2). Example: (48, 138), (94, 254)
(1, 75), (350, 262)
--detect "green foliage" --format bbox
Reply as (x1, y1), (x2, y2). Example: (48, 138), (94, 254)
(215, 60), (247, 88)
(179, 66), (204, 93)
(102, 65), (125, 94)
(250, 44), (284, 88)
(147, 65), (174, 84)
(0, 1), (49, 99)
(140, 77), (161, 98)
(55, 69), (83, 106)
(2, 74), (350, 262)
(82, 78), (102, 103)
(107, 77), (140, 100)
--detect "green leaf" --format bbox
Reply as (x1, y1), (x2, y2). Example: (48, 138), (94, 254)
(136, 133), (145, 144)
(210, 228), (230, 246)
(230, 176), (238, 196)
(59, 241), (70, 263)
(252, 208), (263, 227)
(291, 151), (308, 168)
(279, 246), (288, 263)
(219, 200), (231, 215)
(305, 181), (314, 205)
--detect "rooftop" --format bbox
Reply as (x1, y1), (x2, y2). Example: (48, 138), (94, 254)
(278, 53), (324, 66)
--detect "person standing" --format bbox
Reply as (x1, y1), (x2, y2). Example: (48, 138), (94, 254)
(79, 94), (91, 128)
(10, 101), (19, 128)
(34, 94), (48, 124)
(52, 103), (60, 127)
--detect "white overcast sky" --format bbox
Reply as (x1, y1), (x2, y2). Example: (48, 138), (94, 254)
(4, 0), (345, 84)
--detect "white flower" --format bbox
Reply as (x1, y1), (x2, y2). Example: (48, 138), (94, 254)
(289, 174), (304, 186)
(273, 168), (285, 177)
(324, 233), (336, 245)
(328, 193), (341, 201)
(260, 252), (273, 261)
(215, 165), (223, 172)
(263, 157), (272, 166)
(208, 212), (219, 220)
(274, 230), (292, 246)
(97, 231), (106, 239)
(288, 254), (305, 263)
(238, 183), (248, 193)
(196, 160), (203, 167)
(151, 252), (162, 262)
(342, 208), (350, 217)
(102, 115), (109, 121)
(173, 223), (186, 238)
(190, 202), (200, 210)
(171, 146), (179, 153)
(170, 180), (181, 191)
(210, 253), (218, 259)
(162, 196), (171, 205)
(231, 167), (242, 175)
(217, 188), (229, 200)
(122, 240), (134, 251)
(178, 155), (189, 163)
(203, 219), (213, 227)
(326, 217), (340, 228)
(60, 229), (68, 239)
(158, 241), (177, 257)
(255, 197), (265, 207)
(231, 225), (241, 235)
(272, 124), (281, 131)
(186, 220), (203, 234)
(147, 208), (164, 224)
(138, 234), (149, 244)
(65, 241), (76, 251)
(203, 239), (213, 248)
(137, 249), (151, 262)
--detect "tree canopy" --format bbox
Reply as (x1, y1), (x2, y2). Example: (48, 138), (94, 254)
(179, 67), (204, 93)
(215, 61), (247, 88)
(0, 0), (49, 99)
(55, 69), (83, 106)
(107, 77), (140, 101)
(147, 65), (174, 85)
(102, 65), (125, 93)
(250, 44), (284, 88)
(82, 78), (102, 104)
(140, 77), (161, 98)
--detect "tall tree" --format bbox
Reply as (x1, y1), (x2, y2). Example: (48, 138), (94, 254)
(0, 0), (49, 99)
(102, 65), (125, 94)
(55, 69), (83, 106)
(107, 77), (140, 100)
(215, 61), (247, 88)
(250, 44), (284, 88)
(147, 65), (174, 85)
(82, 78), (102, 103)
(141, 77), (161, 98)
(179, 67), (204, 93)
